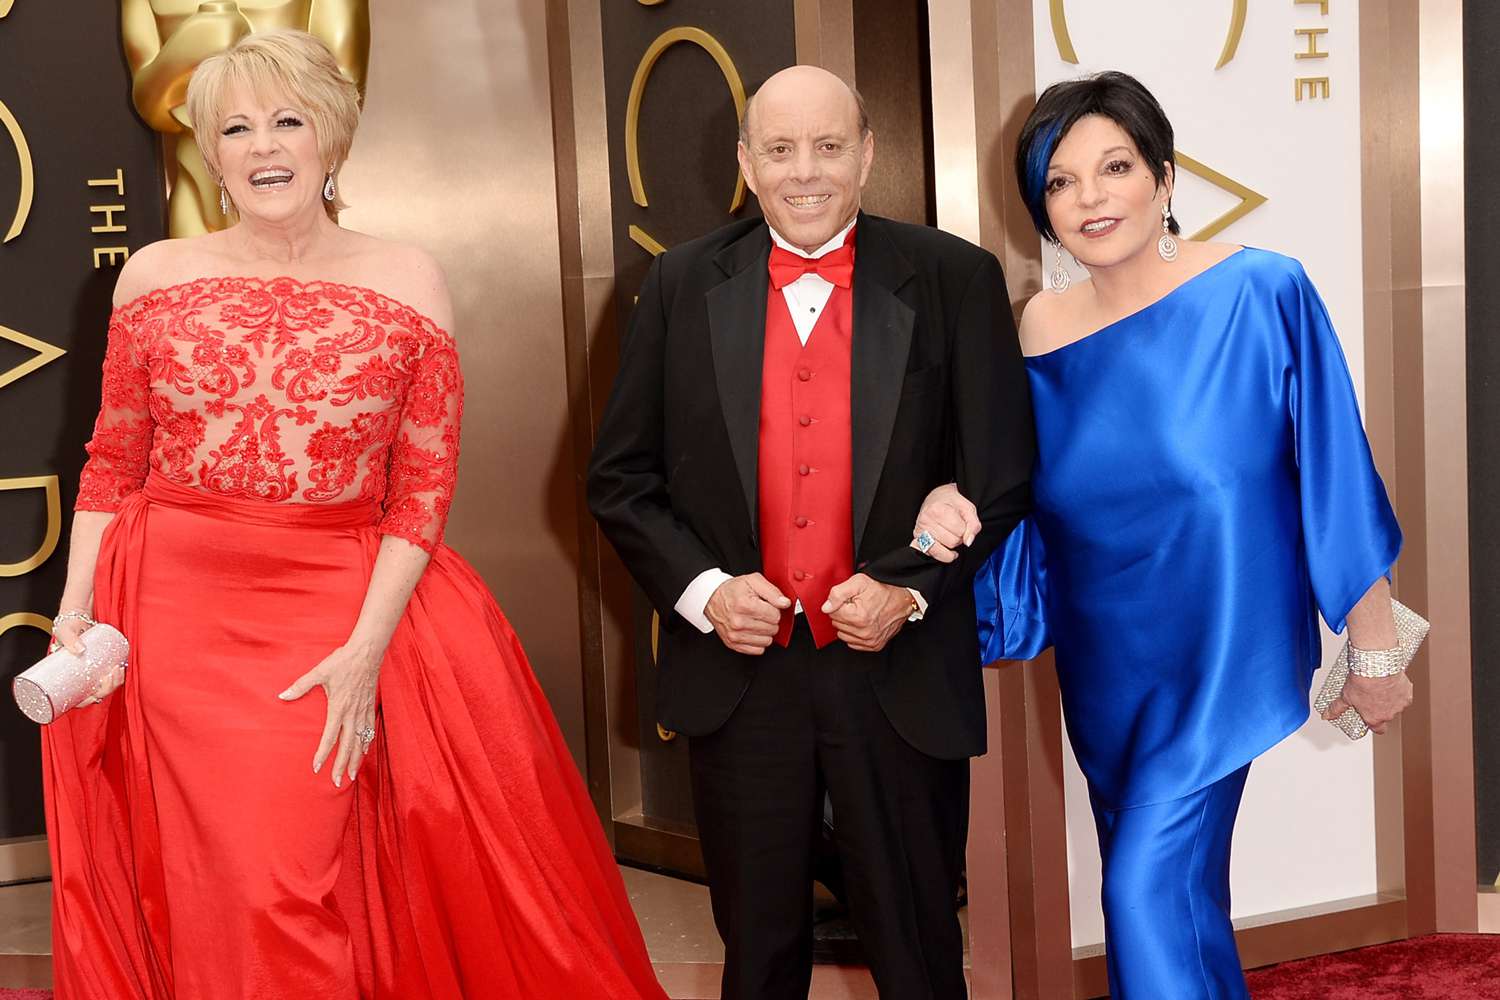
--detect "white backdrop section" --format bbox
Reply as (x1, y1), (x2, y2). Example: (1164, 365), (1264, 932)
(1027, 0), (1376, 949)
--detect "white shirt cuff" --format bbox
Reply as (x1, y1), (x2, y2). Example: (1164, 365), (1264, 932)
(906, 588), (928, 622)
(677, 568), (734, 634)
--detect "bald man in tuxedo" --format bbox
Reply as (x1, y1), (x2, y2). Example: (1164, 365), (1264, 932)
(588, 66), (1033, 999)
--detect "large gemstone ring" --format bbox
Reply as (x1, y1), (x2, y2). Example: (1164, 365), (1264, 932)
(915, 530), (937, 554)
(356, 726), (376, 749)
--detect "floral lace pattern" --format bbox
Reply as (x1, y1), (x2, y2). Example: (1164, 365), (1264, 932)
(77, 276), (463, 552)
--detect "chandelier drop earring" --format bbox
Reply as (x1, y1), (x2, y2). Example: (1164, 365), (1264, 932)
(1048, 239), (1072, 294)
(1157, 202), (1179, 262)
(218, 178), (230, 217)
(323, 170), (337, 203)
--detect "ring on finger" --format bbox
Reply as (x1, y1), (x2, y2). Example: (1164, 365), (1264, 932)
(356, 725), (376, 750)
(915, 531), (936, 554)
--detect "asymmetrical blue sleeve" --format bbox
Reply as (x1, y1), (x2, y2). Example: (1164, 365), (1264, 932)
(975, 518), (1052, 663)
(1283, 267), (1403, 633)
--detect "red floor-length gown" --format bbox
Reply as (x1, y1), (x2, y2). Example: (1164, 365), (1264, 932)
(41, 276), (667, 1000)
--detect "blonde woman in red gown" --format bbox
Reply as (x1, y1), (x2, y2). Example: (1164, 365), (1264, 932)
(41, 28), (667, 1000)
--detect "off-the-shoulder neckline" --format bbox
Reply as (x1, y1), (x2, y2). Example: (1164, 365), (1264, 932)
(110, 275), (450, 335)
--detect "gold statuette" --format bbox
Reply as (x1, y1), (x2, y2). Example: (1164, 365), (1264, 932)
(121, 0), (370, 236)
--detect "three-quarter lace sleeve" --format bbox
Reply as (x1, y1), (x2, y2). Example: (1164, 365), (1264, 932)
(379, 322), (462, 552)
(76, 307), (153, 511)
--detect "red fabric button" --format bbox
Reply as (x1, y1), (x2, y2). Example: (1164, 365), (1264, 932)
(797, 368), (812, 382)
(798, 415), (812, 427)
(793, 570), (807, 581)
(795, 516), (809, 528)
(798, 464), (811, 476)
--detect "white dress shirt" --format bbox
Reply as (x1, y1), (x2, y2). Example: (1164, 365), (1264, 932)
(674, 219), (926, 634)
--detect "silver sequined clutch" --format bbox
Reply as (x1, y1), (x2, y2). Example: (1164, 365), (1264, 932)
(12, 624), (129, 724)
(1313, 600), (1429, 740)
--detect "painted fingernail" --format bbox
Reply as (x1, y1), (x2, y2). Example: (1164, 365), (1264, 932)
(334, 774), (342, 788)
(278, 689), (294, 700)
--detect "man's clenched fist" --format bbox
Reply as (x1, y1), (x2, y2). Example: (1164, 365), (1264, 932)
(706, 573), (792, 655)
(821, 574), (912, 653)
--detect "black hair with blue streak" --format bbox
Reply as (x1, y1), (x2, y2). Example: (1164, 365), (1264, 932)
(1015, 71), (1180, 244)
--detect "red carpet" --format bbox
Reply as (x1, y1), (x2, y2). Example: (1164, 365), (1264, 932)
(1245, 934), (1500, 999)
(0, 935), (1492, 999)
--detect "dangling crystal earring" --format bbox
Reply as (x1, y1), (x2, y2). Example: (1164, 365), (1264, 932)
(1157, 202), (1179, 262)
(323, 171), (337, 203)
(1048, 240), (1072, 294)
(219, 179), (230, 216)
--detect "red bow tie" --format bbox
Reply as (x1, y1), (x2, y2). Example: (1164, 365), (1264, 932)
(768, 242), (856, 290)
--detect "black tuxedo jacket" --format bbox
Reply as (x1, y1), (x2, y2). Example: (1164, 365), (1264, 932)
(587, 213), (1033, 759)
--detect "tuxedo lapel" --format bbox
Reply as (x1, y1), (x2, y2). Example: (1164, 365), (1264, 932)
(850, 215), (917, 554)
(707, 225), (773, 540)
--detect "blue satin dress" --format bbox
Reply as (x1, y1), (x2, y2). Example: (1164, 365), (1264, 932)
(975, 248), (1401, 998)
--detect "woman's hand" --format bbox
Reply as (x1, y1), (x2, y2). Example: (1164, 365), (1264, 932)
(912, 483), (981, 564)
(54, 612), (126, 709)
(1324, 671), (1414, 736)
(50, 615), (90, 657)
(279, 640), (382, 787)
(1333, 579), (1413, 734)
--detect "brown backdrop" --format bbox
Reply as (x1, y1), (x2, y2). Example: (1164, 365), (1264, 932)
(340, 0), (588, 766)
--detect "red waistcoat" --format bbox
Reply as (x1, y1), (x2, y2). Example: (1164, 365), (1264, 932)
(758, 281), (855, 648)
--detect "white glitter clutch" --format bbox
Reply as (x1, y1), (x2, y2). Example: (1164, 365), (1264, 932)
(1313, 600), (1429, 740)
(12, 624), (129, 724)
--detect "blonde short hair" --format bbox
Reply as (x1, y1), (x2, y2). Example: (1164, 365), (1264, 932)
(185, 29), (361, 219)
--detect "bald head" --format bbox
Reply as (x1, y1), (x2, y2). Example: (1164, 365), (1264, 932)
(739, 65), (869, 146)
(735, 64), (876, 253)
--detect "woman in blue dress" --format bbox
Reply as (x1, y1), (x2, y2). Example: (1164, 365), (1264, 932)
(915, 72), (1416, 998)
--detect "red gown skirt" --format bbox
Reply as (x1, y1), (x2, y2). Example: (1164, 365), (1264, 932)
(41, 475), (667, 1000)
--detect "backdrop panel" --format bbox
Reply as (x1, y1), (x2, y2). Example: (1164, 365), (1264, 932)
(596, 0), (796, 839)
(1464, 0), (1500, 891)
(0, 1), (166, 841)
(337, 0), (591, 767)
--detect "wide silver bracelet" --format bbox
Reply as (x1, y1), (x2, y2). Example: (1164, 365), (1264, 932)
(52, 609), (96, 633)
(1346, 642), (1406, 678)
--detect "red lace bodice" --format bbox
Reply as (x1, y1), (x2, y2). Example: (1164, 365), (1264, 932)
(77, 276), (463, 552)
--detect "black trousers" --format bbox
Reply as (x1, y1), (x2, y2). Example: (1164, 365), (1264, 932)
(688, 620), (970, 1000)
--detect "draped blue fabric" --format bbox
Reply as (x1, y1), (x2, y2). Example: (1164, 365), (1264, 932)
(974, 248), (1402, 809)
(1090, 764), (1252, 1000)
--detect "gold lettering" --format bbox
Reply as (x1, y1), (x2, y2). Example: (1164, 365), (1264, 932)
(0, 324), (66, 390)
(1050, 0), (1248, 69)
(1296, 76), (1331, 101)
(88, 169), (126, 196)
(90, 204), (128, 234)
(0, 476), (61, 577)
(628, 225), (667, 257)
(93, 247), (130, 268)
(626, 27), (748, 214)
(1176, 152), (1267, 241)
(0, 613), (52, 641)
(651, 616), (676, 741)
(1295, 27), (1329, 59)
(1295, 0), (1330, 13)
(0, 98), (33, 243)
